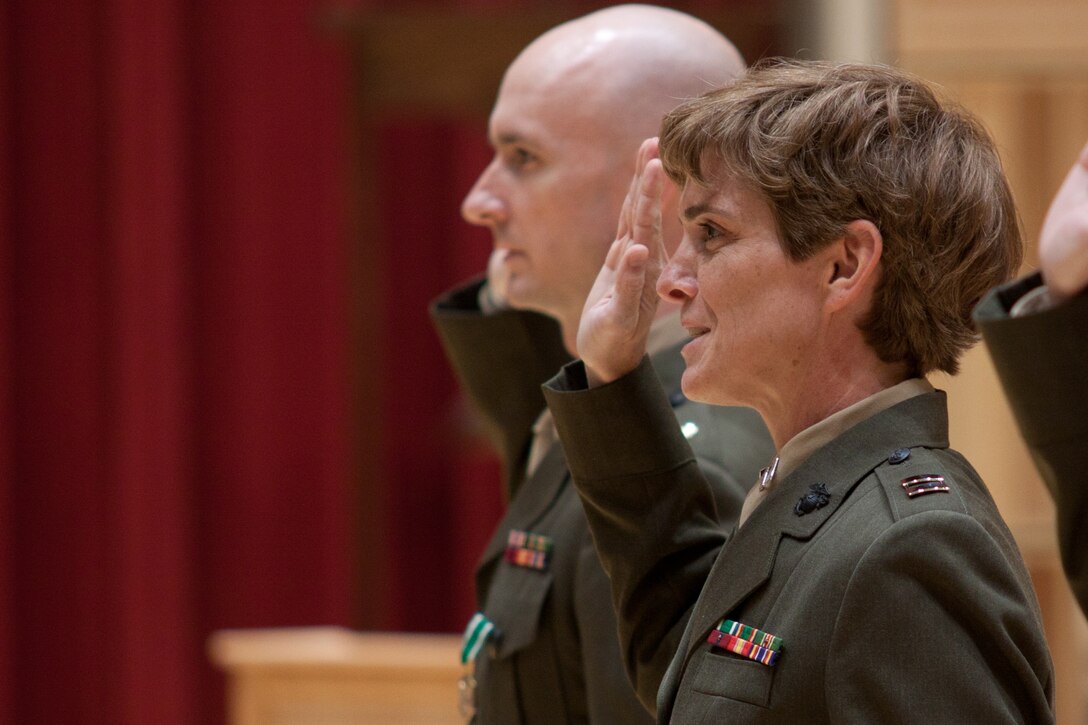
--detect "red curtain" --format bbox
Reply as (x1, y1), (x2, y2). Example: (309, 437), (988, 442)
(2, 2), (356, 723)
(372, 120), (501, 631)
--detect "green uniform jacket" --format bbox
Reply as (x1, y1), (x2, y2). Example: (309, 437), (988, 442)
(431, 279), (772, 724)
(976, 272), (1088, 615)
(544, 356), (1054, 723)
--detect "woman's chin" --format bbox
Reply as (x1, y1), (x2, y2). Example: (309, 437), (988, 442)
(681, 367), (745, 408)
(679, 367), (713, 405)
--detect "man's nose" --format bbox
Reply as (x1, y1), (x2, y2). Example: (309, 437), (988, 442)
(461, 165), (506, 227)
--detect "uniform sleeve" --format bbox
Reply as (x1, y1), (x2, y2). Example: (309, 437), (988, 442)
(827, 511), (1054, 724)
(976, 276), (1088, 614)
(544, 356), (726, 714)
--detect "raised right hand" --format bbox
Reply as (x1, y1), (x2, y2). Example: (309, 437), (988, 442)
(577, 138), (670, 386)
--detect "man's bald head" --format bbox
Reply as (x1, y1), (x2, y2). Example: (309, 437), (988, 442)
(462, 5), (744, 351)
(506, 4), (745, 153)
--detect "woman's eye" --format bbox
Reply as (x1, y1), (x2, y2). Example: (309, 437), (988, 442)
(700, 223), (729, 247)
(696, 222), (736, 254)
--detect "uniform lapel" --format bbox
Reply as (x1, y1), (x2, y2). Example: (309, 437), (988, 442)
(476, 440), (569, 580)
(675, 391), (950, 673)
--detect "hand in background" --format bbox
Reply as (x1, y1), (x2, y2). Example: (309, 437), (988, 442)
(1039, 141), (1088, 301)
(577, 138), (669, 386)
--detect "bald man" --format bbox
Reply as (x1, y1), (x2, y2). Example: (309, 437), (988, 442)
(430, 5), (772, 723)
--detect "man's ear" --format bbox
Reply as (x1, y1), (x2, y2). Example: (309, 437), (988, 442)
(825, 219), (883, 312)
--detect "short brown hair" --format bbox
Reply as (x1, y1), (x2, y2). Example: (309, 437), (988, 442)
(659, 59), (1022, 376)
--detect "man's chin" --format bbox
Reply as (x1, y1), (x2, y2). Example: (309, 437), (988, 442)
(503, 282), (541, 311)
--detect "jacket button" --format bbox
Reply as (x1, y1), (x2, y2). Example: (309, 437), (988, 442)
(888, 448), (911, 465)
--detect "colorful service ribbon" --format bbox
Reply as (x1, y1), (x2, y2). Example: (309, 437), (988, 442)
(504, 529), (553, 571)
(706, 618), (783, 667)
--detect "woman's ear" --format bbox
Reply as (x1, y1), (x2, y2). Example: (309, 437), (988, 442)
(825, 219), (883, 312)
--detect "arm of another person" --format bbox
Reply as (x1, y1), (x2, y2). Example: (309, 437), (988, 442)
(544, 139), (727, 713)
(976, 140), (1088, 614)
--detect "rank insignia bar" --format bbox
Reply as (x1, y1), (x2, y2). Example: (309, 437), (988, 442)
(504, 529), (553, 571)
(900, 473), (950, 498)
(707, 619), (782, 666)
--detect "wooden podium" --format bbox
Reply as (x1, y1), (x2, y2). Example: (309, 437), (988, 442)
(209, 627), (462, 725)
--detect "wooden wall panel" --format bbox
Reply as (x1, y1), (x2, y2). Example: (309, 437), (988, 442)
(894, 0), (1088, 75)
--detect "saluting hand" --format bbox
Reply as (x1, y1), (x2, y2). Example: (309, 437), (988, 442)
(577, 138), (670, 386)
(1040, 140), (1088, 301)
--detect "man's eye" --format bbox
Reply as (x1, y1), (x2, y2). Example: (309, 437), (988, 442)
(508, 148), (537, 169)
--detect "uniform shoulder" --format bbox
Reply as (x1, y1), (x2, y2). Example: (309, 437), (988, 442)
(872, 445), (978, 522)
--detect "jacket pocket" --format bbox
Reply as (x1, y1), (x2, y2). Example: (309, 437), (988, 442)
(690, 645), (774, 708)
(474, 565), (557, 725)
(486, 563), (553, 658)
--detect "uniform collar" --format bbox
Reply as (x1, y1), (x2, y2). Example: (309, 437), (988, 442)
(740, 378), (934, 527)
